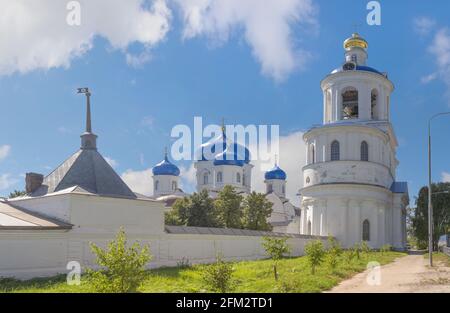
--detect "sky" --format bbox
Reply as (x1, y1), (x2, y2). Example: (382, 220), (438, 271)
(0, 0), (449, 206)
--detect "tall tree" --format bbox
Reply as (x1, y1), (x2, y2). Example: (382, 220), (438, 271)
(214, 185), (243, 228)
(242, 192), (273, 231)
(164, 190), (217, 227)
(189, 189), (217, 227)
(411, 182), (450, 250)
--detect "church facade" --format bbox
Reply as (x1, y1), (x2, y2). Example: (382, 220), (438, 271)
(299, 34), (408, 249)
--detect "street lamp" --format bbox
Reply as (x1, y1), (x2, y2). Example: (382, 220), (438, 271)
(428, 112), (450, 267)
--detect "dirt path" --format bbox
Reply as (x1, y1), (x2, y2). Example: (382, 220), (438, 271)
(328, 254), (450, 293)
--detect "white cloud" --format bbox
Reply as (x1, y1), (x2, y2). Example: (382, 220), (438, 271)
(0, 145), (11, 162)
(104, 156), (118, 168)
(126, 51), (152, 68)
(414, 17), (436, 36)
(250, 131), (305, 205)
(121, 168), (153, 196)
(442, 172), (450, 182)
(0, 174), (18, 190)
(427, 27), (450, 103)
(141, 115), (155, 128)
(174, 0), (318, 81)
(420, 72), (438, 84)
(0, 0), (171, 75)
(179, 163), (197, 193)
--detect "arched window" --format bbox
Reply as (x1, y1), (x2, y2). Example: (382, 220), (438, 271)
(242, 174), (246, 186)
(309, 144), (315, 164)
(342, 88), (359, 119)
(203, 174), (209, 185)
(267, 184), (273, 193)
(172, 181), (177, 191)
(361, 141), (369, 161)
(307, 221), (312, 235)
(236, 173), (241, 183)
(351, 54), (357, 63)
(331, 140), (340, 161)
(282, 185), (285, 194)
(371, 89), (378, 119)
(216, 172), (222, 183)
(155, 180), (159, 191)
(363, 219), (370, 241)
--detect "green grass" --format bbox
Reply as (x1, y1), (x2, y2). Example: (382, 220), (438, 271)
(0, 251), (405, 293)
(424, 252), (450, 267)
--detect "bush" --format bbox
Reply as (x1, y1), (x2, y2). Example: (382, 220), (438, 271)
(262, 236), (291, 280)
(305, 240), (325, 274)
(360, 241), (372, 255)
(380, 244), (392, 255)
(87, 228), (151, 293)
(326, 237), (342, 270)
(352, 243), (361, 260)
(176, 257), (191, 268)
(202, 254), (234, 293)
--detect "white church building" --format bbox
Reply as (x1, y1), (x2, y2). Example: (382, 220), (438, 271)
(0, 33), (407, 279)
(299, 33), (408, 249)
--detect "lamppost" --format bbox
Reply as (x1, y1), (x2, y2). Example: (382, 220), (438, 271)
(428, 112), (450, 267)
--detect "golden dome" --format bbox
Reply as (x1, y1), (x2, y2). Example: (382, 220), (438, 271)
(343, 33), (368, 50)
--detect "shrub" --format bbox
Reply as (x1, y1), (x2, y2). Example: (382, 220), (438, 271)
(202, 254), (234, 293)
(380, 244), (392, 255)
(352, 243), (361, 260)
(87, 227), (151, 293)
(360, 241), (372, 255)
(176, 257), (191, 268)
(305, 240), (325, 274)
(262, 236), (291, 280)
(326, 237), (342, 270)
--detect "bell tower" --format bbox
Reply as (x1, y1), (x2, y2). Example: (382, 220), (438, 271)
(300, 34), (408, 250)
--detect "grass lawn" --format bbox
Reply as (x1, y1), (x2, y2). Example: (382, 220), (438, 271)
(0, 251), (405, 293)
(424, 252), (450, 267)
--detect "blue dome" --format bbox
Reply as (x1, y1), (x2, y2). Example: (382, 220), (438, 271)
(196, 131), (250, 164)
(213, 149), (245, 167)
(331, 65), (383, 76)
(152, 156), (180, 176)
(265, 165), (287, 180)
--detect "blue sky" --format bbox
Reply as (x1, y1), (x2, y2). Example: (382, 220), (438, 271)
(0, 0), (449, 204)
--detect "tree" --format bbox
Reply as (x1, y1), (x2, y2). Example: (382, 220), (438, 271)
(214, 185), (243, 228)
(411, 183), (450, 250)
(189, 190), (217, 227)
(326, 237), (342, 270)
(262, 236), (291, 281)
(242, 192), (273, 231)
(8, 190), (26, 199)
(305, 240), (325, 274)
(88, 228), (151, 293)
(164, 190), (218, 227)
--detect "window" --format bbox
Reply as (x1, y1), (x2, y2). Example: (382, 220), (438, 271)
(243, 174), (246, 186)
(331, 140), (340, 161)
(351, 54), (357, 63)
(216, 172), (222, 183)
(363, 219), (370, 241)
(309, 144), (315, 164)
(203, 174), (209, 185)
(342, 88), (359, 119)
(155, 180), (159, 191)
(371, 89), (378, 119)
(307, 221), (312, 235)
(267, 184), (273, 193)
(361, 141), (369, 161)
(172, 181), (177, 191)
(236, 173), (241, 183)
(282, 185), (285, 194)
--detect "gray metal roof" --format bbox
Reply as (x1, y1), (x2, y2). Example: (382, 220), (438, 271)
(31, 149), (137, 199)
(0, 200), (72, 230)
(165, 225), (326, 239)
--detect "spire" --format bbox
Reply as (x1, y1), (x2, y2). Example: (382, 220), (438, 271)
(164, 146), (169, 161)
(221, 117), (226, 134)
(274, 154), (278, 166)
(77, 87), (97, 150)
